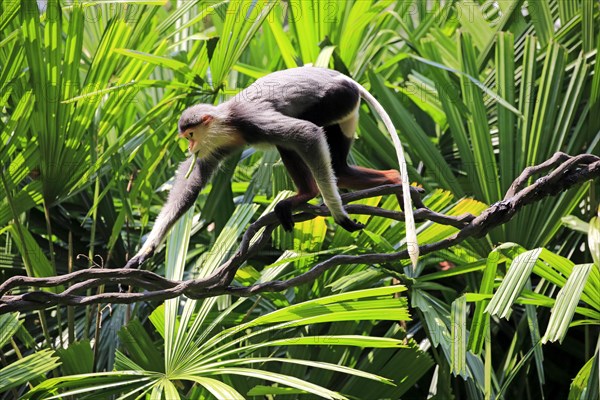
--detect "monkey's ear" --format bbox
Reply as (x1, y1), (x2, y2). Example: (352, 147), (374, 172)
(200, 114), (213, 125)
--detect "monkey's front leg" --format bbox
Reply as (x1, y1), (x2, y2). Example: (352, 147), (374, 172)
(296, 137), (364, 232)
(123, 156), (218, 271)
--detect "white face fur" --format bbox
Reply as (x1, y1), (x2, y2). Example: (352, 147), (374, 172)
(180, 125), (207, 156)
(180, 120), (242, 158)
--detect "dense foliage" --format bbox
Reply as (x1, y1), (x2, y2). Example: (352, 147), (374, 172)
(0, 0), (598, 399)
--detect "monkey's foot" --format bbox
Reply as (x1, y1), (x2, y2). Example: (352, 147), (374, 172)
(274, 203), (295, 232)
(337, 217), (365, 232)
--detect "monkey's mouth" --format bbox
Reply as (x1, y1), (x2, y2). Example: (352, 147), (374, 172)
(179, 130), (198, 153)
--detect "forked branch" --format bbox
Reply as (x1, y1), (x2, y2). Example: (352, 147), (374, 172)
(1, 152), (598, 313)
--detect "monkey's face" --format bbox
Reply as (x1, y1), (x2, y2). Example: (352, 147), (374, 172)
(178, 104), (218, 156)
(179, 128), (198, 153)
(178, 117), (212, 155)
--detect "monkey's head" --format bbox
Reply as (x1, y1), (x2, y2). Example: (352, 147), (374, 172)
(178, 104), (219, 155)
(179, 103), (245, 157)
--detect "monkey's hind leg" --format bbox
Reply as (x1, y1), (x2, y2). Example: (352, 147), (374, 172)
(274, 147), (319, 231)
(325, 124), (406, 210)
(337, 166), (402, 190)
(337, 167), (406, 210)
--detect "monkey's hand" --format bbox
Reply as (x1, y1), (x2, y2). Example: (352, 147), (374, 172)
(123, 257), (136, 270)
(337, 217), (366, 232)
(124, 248), (154, 268)
(120, 247), (155, 292)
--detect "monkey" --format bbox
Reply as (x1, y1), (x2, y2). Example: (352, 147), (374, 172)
(123, 67), (418, 271)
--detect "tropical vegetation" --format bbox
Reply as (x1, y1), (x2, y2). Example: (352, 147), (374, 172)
(0, 0), (598, 399)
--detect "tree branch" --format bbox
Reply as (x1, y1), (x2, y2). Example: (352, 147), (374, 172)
(1, 152), (598, 313)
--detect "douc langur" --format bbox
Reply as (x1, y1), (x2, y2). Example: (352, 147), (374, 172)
(124, 67), (418, 271)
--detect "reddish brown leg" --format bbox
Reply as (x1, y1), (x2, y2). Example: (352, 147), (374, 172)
(337, 167), (402, 189)
(337, 166), (405, 209)
(275, 146), (319, 231)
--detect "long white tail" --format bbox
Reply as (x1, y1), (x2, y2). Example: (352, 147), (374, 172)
(355, 82), (419, 268)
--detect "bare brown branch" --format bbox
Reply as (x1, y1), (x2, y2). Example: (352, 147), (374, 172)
(1, 152), (598, 314)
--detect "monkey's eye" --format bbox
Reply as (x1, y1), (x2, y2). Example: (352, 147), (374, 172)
(178, 128), (195, 140)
